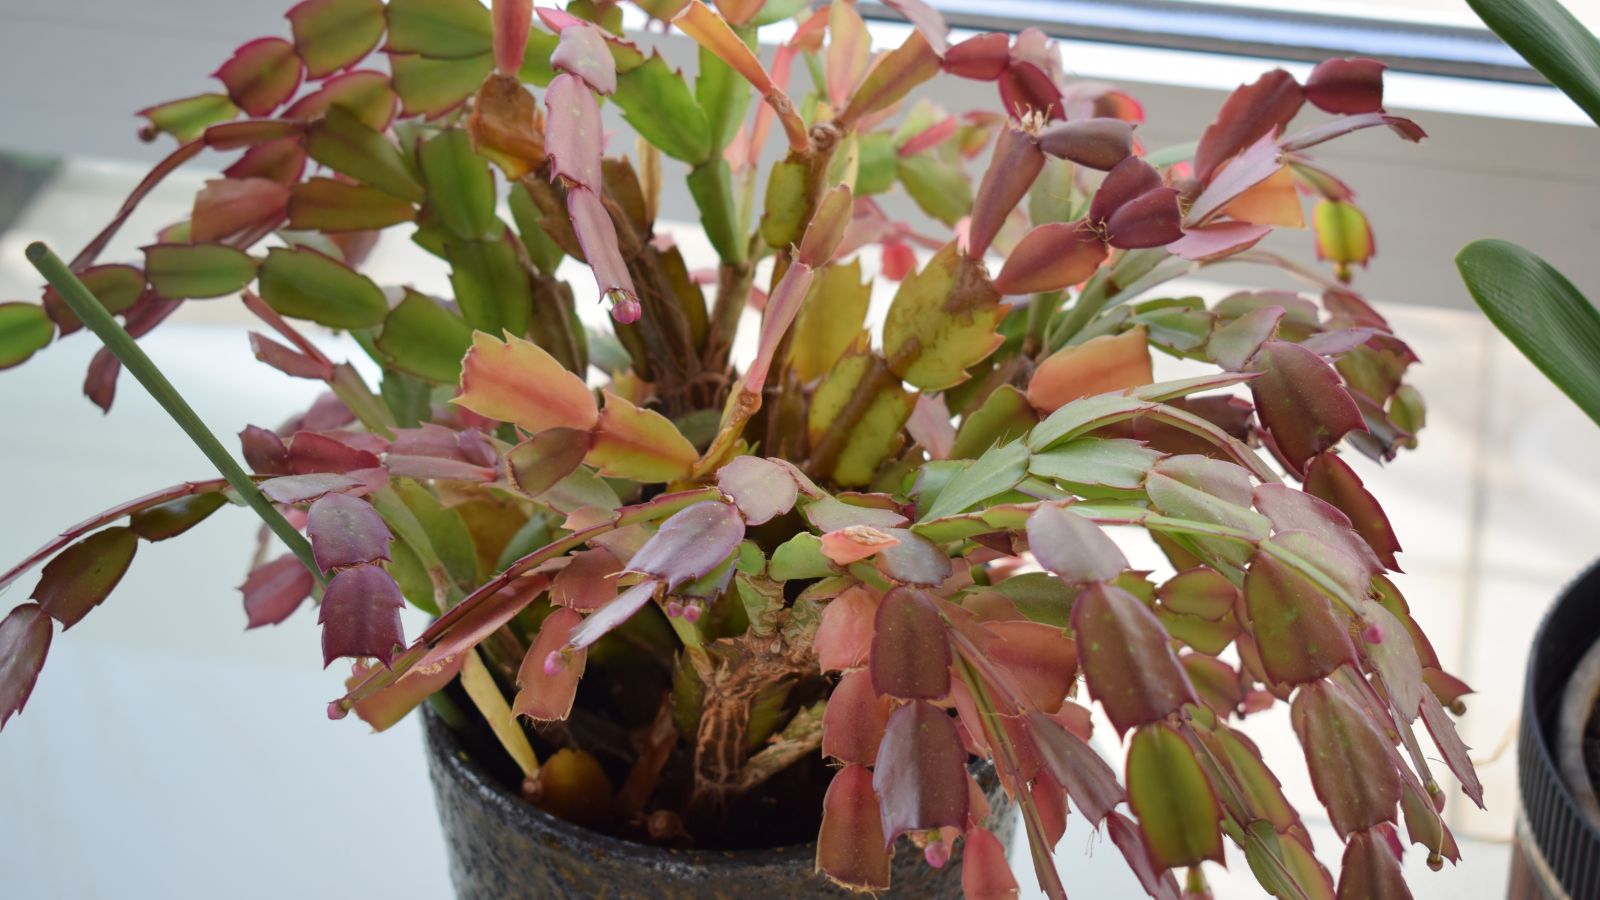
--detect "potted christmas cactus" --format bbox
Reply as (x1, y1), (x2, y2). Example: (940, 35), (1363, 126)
(0, 0), (1479, 896)
(1456, 0), (1600, 896)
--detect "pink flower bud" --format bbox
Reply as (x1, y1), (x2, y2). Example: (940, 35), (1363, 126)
(543, 650), (567, 677)
(610, 293), (642, 324)
(923, 837), (950, 868)
(666, 599), (684, 618)
(1361, 621), (1385, 644)
(327, 700), (349, 720)
(682, 601), (703, 623)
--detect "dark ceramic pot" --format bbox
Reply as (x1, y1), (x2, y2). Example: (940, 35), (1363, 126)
(1508, 558), (1600, 900)
(424, 708), (1017, 899)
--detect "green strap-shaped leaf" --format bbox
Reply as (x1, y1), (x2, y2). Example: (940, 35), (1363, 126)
(687, 160), (744, 264)
(143, 243), (258, 299)
(1457, 238), (1600, 427)
(419, 129), (497, 241)
(391, 52), (492, 118)
(259, 245), (388, 328)
(288, 0), (386, 79)
(612, 53), (712, 164)
(446, 236), (532, 337)
(1467, 0), (1600, 126)
(306, 107), (425, 203)
(1126, 723), (1224, 870)
(138, 93), (238, 142)
(376, 289), (474, 383)
(696, 44), (752, 157)
(385, 0), (492, 59)
(288, 178), (417, 232)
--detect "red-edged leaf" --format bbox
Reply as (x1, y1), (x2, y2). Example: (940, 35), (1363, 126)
(544, 72), (603, 191)
(129, 492), (228, 542)
(1027, 327), (1154, 412)
(1419, 691), (1484, 808)
(251, 332), (333, 380)
(30, 528), (137, 629)
(1306, 58), (1387, 116)
(454, 331), (599, 433)
(882, 0), (949, 56)
(1251, 340), (1366, 474)
(420, 574), (550, 668)
(1305, 452), (1402, 569)
(550, 548), (621, 611)
(984, 620), (1077, 712)
(944, 33), (1009, 80)
(551, 21), (616, 94)
(991, 221), (1107, 295)
(825, 522), (902, 563)
(1089, 156), (1181, 249)
(287, 177), (415, 232)
(1280, 112), (1426, 152)
(817, 585), (877, 672)
(1292, 679), (1401, 836)
(1244, 552), (1358, 686)
(192, 177), (291, 241)
(840, 30), (941, 127)
(627, 502), (745, 589)
(717, 456), (799, 526)
(873, 700), (970, 844)
(586, 391), (699, 483)
(566, 578), (659, 652)
(1027, 502), (1127, 586)
(817, 764), (891, 890)
(823, 669), (892, 764)
(1126, 723), (1224, 869)
(1337, 829), (1408, 900)
(241, 426), (291, 475)
(492, 0), (533, 76)
(967, 124), (1044, 259)
(871, 587), (951, 699)
(348, 652), (465, 731)
(318, 563), (405, 667)
(962, 826), (1020, 899)
(285, 69), (398, 131)
(0, 604), (51, 730)
(215, 37), (304, 115)
(287, 0), (386, 79)
(504, 427), (590, 497)
(306, 492), (392, 570)
(567, 187), (639, 308)
(1194, 69), (1304, 183)
(1169, 221), (1271, 262)
(1037, 118), (1135, 171)
(260, 472), (361, 504)
(1072, 582), (1194, 735)
(1029, 710), (1123, 823)
(1108, 811), (1183, 900)
(241, 554), (315, 627)
(290, 431), (382, 475)
(875, 528), (953, 586)
(513, 607), (586, 720)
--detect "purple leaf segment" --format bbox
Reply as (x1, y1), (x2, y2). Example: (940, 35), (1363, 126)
(305, 492), (392, 571)
(0, 603), (52, 730)
(626, 501), (745, 589)
(318, 563), (405, 667)
(873, 700), (971, 845)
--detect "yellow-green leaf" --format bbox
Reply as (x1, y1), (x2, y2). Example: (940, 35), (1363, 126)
(882, 243), (1004, 390)
(790, 259), (872, 382)
(0, 303), (55, 370)
(420, 129), (498, 240)
(376, 289), (475, 383)
(391, 52), (493, 117)
(385, 0), (493, 59)
(1126, 723), (1224, 870)
(288, 0), (386, 78)
(808, 349), (914, 487)
(453, 331), (598, 433)
(612, 53), (711, 164)
(585, 390), (698, 482)
(143, 243), (258, 299)
(258, 245), (387, 328)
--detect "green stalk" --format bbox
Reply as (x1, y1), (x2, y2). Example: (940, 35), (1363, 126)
(25, 242), (326, 585)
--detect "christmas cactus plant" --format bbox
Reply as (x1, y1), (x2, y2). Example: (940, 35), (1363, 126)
(0, 0), (1475, 896)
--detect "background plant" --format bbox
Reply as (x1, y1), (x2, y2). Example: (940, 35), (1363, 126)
(1458, 0), (1600, 430)
(0, 1), (1475, 897)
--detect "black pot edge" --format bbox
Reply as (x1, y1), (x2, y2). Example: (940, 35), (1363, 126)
(1517, 556), (1600, 897)
(422, 705), (826, 871)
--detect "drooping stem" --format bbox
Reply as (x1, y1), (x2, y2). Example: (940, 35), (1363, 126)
(332, 487), (724, 715)
(25, 242), (326, 585)
(0, 477), (234, 592)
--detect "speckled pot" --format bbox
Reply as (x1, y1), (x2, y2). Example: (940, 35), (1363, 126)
(424, 709), (1016, 899)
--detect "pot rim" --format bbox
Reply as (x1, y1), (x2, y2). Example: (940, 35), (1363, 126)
(423, 705), (831, 870)
(1517, 556), (1600, 895)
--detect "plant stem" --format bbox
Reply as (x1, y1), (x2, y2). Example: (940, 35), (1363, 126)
(25, 242), (326, 585)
